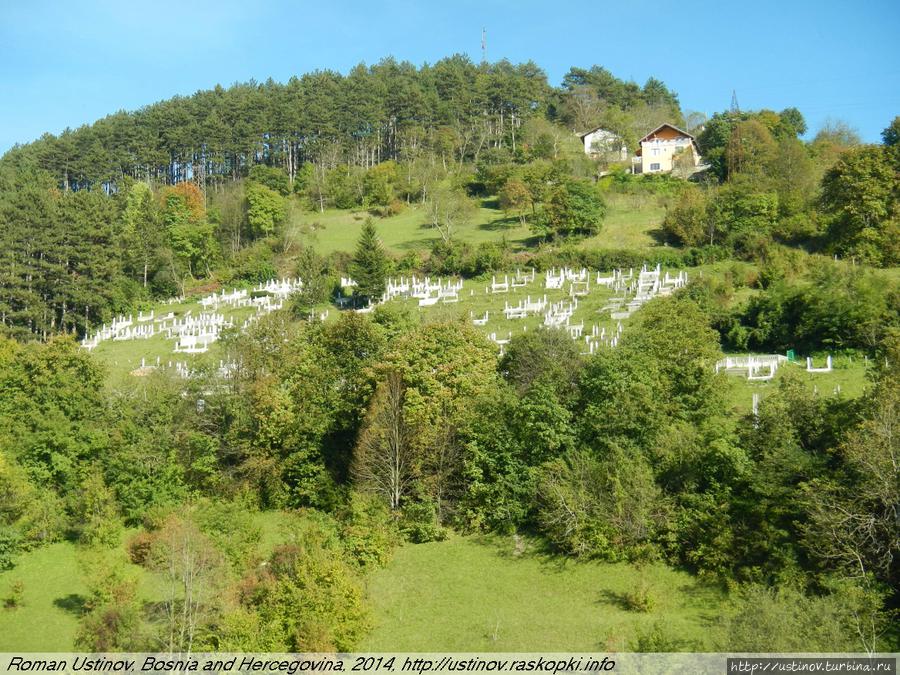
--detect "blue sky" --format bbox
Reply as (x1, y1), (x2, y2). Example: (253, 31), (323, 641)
(1, 0), (897, 153)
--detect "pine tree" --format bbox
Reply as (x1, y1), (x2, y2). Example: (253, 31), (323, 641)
(350, 218), (388, 306)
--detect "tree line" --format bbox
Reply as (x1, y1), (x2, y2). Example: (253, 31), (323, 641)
(0, 57), (681, 192)
(663, 113), (900, 266)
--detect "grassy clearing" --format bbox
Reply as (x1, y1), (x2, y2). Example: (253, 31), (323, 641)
(580, 193), (667, 250)
(0, 542), (87, 651)
(289, 192), (667, 256)
(362, 534), (725, 652)
(290, 201), (534, 256)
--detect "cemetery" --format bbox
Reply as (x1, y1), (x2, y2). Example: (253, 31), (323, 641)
(81, 264), (866, 418)
(84, 264), (688, 377)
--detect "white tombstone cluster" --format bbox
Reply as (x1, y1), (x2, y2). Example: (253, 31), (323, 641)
(382, 275), (464, 306)
(167, 312), (233, 354)
(604, 264), (688, 320)
(82, 310), (178, 351)
(128, 355), (239, 381)
(543, 298), (579, 328)
(715, 355), (788, 381)
(596, 268), (634, 290)
(545, 267), (589, 290)
(511, 268), (536, 287)
(471, 311), (489, 326)
(502, 295), (548, 320)
(82, 276), (305, 359)
(716, 353), (834, 381)
(459, 262), (688, 356)
(488, 331), (513, 356)
(488, 275), (510, 294)
(579, 322), (624, 354)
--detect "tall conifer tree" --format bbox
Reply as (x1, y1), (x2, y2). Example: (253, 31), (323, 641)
(350, 218), (388, 306)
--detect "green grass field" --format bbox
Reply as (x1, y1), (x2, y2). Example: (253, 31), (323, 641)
(0, 542), (88, 651)
(290, 193), (667, 256)
(579, 193), (667, 250)
(362, 535), (725, 652)
(290, 202), (533, 255)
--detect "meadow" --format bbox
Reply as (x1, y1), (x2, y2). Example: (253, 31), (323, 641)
(289, 193), (666, 256)
(0, 532), (725, 652)
(362, 535), (724, 652)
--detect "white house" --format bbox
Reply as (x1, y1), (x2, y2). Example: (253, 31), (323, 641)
(578, 127), (628, 161)
(634, 123), (702, 174)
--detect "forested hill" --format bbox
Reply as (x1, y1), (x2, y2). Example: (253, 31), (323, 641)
(0, 57), (681, 190)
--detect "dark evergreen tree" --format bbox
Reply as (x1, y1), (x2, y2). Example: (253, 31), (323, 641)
(350, 219), (389, 306)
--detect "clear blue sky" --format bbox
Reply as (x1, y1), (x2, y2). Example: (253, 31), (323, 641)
(1, 0), (897, 154)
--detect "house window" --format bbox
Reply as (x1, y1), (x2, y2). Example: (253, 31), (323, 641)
(650, 163), (661, 171)
(652, 148), (660, 156)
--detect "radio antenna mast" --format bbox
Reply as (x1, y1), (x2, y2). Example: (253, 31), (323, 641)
(482, 27), (487, 63)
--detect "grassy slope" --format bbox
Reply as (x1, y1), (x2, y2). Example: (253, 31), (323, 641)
(291, 202), (532, 256)
(290, 193), (667, 257)
(1, 532), (726, 652)
(362, 535), (724, 652)
(0, 542), (87, 651)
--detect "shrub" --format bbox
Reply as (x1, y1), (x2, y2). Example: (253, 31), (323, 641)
(622, 579), (656, 613)
(126, 531), (154, 566)
(399, 500), (447, 544)
(629, 622), (692, 651)
(3, 581), (24, 609)
(0, 528), (21, 571)
(341, 493), (399, 568)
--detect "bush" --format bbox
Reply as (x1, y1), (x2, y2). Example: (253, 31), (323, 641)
(0, 527), (21, 571)
(426, 240), (511, 277)
(719, 583), (886, 652)
(341, 493), (399, 568)
(629, 622), (693, 651)
(225, 241), (278, 284)
(370, 199), (405, 218)
(399, 500), (447, 544)
(126, 531), (154, 566)
(622, 580), (656, 613)
(3, 581), (24, 609)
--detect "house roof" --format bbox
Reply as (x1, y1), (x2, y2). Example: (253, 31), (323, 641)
(637, 123), (696, 144)
(578, 126), (620, 140)
(635, 123), (701, 157)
